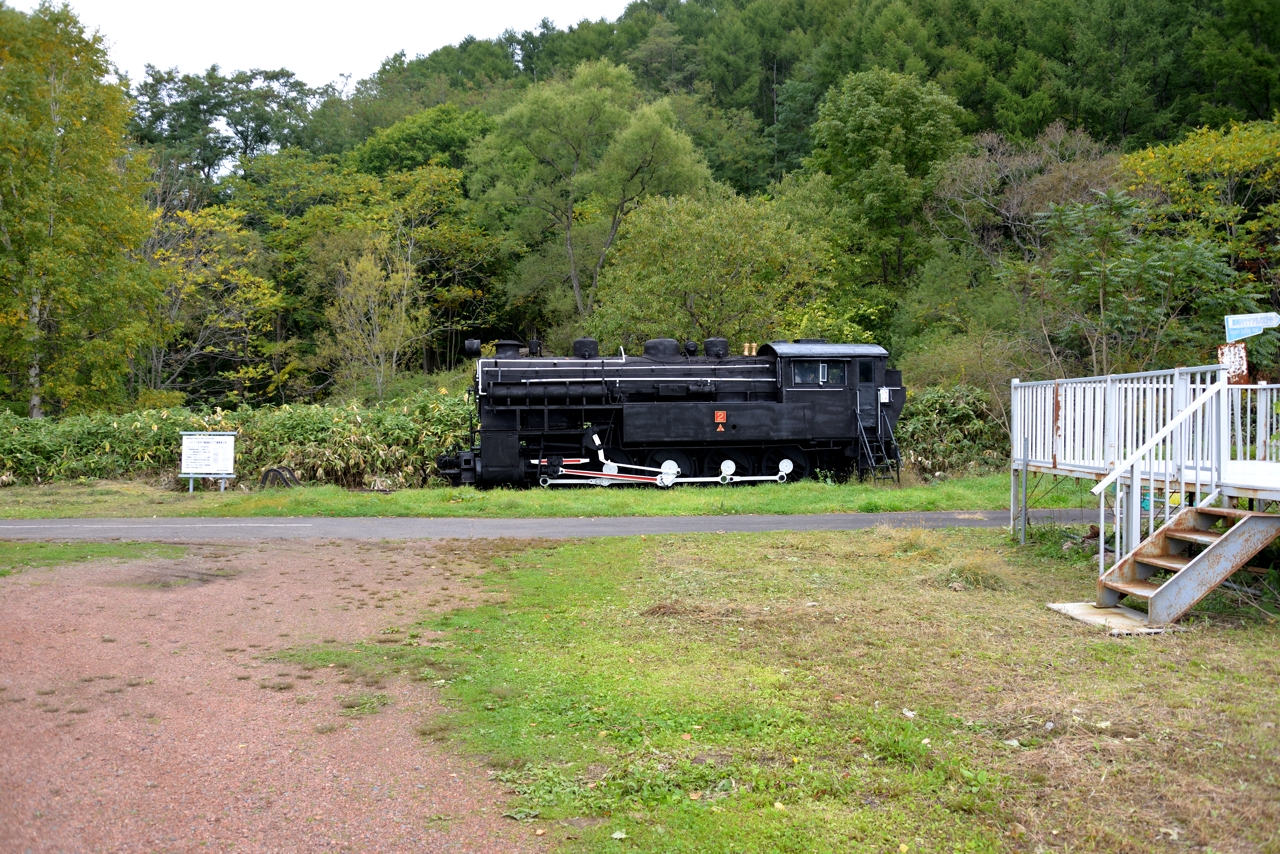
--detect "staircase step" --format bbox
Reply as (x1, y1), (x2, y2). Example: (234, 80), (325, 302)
(1197, 507), (1265, 520)
(1237, 565), (1272, 575)
(1102, 578), (1162, 599)
(1165, 529), (1221, 546)
(1136, 553), (1191, 573)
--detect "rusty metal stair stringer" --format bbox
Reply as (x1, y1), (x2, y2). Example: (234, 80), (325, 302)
(1097, 506), (1280, 625)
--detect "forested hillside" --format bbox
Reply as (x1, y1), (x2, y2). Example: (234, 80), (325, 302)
(2, 0), (1279, 424)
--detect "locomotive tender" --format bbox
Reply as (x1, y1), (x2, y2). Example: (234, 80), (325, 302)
(437, 336), (905, 488)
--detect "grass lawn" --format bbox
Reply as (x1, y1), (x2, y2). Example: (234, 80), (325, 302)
(0, 472), (1092, 519)
(0, 541), (186, 576)
(279, 528), (1279, 853)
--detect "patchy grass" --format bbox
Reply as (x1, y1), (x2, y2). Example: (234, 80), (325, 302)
(0, 472), (1092, 519)
(338, 692), (393, 716)
(278, 528), (1279, 853)
(0, 540), (186, 576)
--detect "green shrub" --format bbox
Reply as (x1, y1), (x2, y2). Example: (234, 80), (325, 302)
(135, 388), (186, 409)
(897, 385), (1005, 476)
(0, 386), (472, 488)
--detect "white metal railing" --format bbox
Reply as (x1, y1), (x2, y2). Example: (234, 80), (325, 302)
(1010, 366), (1222, 476)
(1011, 365), (1280, 570)
(1089, 376), (1227, 575)
(1228, 385), (1280, 462)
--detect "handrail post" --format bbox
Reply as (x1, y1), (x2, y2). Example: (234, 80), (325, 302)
(1218, 379), (1230, 485)
(1020, 438), (1029, 545)
(1125, 472), (1140, 558)
(1098, 483), (1106, 577)
(1010, 378), (1020, 532)
(1104, 375), (1118, 471)
(1172, 368), (1186, 481)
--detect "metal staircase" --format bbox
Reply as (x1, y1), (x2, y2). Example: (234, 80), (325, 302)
(1011, 364), (1280, 630)
(1085, 375), (1280, 626)
(857, 412), (900, 483)
(1097, 505), (1280, 625)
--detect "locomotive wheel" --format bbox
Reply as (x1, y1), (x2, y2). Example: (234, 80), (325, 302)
(645, 449), (695, 478)
(703, 448), (752, 482)
(762, 446), (811, 481)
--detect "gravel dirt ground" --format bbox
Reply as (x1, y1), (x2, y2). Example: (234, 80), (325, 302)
(0, 538), (548, 854)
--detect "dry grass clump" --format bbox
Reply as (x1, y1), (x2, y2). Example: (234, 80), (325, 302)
(337, 692), (391, 716)
(935, 560), (1009, 591)
(416, 718), (453, 741)
(642, 600), (710, 618)
(258, 678), (294, 691)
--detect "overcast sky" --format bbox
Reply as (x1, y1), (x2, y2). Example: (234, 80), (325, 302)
(20, 0), (634, 88)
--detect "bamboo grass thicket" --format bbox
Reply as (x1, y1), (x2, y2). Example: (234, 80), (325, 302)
(0, 389), (473, 488)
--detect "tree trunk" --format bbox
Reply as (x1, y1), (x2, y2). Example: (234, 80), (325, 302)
(589, 209), (627, 314)
(565, 213), (585, 315)
(26, 287), (44, 419)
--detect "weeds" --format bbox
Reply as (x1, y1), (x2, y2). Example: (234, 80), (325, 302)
(0, 386), (471, 488)
(258, 678), (294, 691)
(936, 560), (1008, 590)
(337, 693), (391, 716)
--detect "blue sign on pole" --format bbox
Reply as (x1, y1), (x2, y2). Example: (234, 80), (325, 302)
(1225, 312), (1280, 343)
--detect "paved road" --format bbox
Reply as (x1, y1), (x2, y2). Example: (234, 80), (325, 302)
(0, 508), (1091, 542)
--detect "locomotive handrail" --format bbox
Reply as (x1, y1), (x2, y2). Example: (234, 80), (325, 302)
(480, 365), (776, 375)
(489, 376), (774, 384)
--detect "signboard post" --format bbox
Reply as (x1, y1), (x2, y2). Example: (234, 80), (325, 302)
(179, 432), (236, 492)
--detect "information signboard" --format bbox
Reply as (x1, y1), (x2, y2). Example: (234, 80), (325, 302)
(1225, 312), (1280, 342)
(179, 432), (236, 491)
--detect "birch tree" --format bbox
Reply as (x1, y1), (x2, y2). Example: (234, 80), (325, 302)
(0, 3), (153, 416)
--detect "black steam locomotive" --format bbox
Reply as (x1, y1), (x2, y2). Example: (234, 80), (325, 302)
(437, 336), (905, 488)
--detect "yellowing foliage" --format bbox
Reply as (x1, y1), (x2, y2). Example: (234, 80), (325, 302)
(1125, 120), (1280, 287)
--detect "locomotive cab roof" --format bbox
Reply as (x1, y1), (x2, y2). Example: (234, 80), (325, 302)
(759, 341), (888, 359)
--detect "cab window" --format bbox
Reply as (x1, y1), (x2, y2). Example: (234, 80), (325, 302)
(858, 359), (874, 384)
(793, 360), (846, 387)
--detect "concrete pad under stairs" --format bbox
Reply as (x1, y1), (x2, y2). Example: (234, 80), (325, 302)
(1047, 602), (1175, 635)
(1095, 505), (1280, 626)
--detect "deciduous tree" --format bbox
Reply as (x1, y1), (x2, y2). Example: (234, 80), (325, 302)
(348, 103), (492, 175)
(588, 190), (835, 350)
(317, 251), (422, 401)
(809, 69), (966, 286)
(1009, 191), (1257, 376)
(139, 207), (286, 403)
(470, 60), (709, 319)
(1126, 120), (1280, 309)
(0, 3), (154, 416)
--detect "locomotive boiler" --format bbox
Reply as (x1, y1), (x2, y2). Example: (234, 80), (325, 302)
(437, 336), (905, 487)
